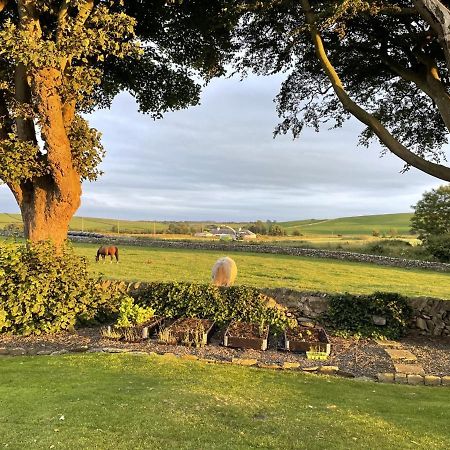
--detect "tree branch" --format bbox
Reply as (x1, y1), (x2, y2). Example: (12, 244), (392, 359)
(413, 0), (450, 72)
(0, 0), (8, 13)
(300, 0), (450, 182)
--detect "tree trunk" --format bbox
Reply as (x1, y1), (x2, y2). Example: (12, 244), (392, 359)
(19, 173), (81, 249)
(14, 66), (82, 251)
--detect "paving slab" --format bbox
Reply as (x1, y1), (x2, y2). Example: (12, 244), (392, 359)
(374, 340), (403, 348)
(384, 348), (417, 361)
(394, 363), (425, 376)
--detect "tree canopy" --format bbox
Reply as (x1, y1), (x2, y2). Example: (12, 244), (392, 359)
(0, 0), (237, 246)
(411, 184), (450, 239)
(234, 0), (450, 181)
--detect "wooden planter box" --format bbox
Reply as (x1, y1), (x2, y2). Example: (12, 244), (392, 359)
(223, 321), (269, 351)
(103, 316), (164, 342)
(161, 318), (215, 347)
(284, 325), (331, 355)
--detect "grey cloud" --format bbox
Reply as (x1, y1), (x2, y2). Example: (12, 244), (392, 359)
(1, 74), (448, 221)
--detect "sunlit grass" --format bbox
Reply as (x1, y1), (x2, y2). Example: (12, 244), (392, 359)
(74, 242), (450, 299)
(0, 353), (448, 450)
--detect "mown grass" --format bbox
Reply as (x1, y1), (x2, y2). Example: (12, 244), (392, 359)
(0, 353), (449, 450)
(74, 243), (450, 299)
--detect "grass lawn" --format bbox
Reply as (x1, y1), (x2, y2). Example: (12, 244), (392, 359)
(0, 354), (448, 449)
(73, 243), (450, 299)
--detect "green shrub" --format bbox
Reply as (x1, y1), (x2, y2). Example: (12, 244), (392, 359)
(326, 291), (412, 339)
(0, 241), (125, 335)
(425, 234), (450, 262)
(132, 282), (294, 333)
(116, 297), (155, 328)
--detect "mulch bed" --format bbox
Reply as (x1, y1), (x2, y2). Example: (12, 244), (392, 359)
(1, 324), (448, 379)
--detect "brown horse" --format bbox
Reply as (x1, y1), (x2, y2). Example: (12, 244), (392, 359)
(96, 246), (119, 263)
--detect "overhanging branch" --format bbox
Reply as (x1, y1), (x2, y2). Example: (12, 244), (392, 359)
(300, 0), (450, 182)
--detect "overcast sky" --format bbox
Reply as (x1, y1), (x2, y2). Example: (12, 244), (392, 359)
(0, 74), (447, 222)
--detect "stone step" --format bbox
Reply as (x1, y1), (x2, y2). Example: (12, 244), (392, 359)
(384, 348), (417, 361)
(394, 363), (425, 376)
(374, 339), (403, 348)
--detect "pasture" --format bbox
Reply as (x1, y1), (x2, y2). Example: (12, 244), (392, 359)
(0, 354), (449, 450)
(74, 242), (450, 299)
(0, 212), (413, 236)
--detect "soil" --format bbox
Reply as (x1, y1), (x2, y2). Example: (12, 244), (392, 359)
(1, 324), (449, 379)
(285, 325), (323, 342)
(226, 321), (269, 339)
(168, 318), (214, 335)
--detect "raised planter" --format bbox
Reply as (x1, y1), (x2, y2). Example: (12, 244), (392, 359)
(158, 318), (215, 347)
(284, 325), (331, 354)
(102, 316), (164, 342)
(223, 321), (269, 351)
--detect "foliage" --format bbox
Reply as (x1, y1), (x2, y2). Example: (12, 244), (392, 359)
(0, 241), (125, 335)
(268, 224), (285, 236)
(132, 282), (295, 333)
(425, 234), (450, 263)
(234, 1), (450, 179)
(115, 296), (155, 328)
(326, 291), (413, 339)
(411, 185), (450, 241)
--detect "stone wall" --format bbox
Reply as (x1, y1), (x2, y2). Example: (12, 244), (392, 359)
(70, 236), (450, 272)
(262, 288), (450, 337)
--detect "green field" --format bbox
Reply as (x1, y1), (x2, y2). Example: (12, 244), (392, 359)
(280, 213), (413, 235)
(0, 212), (414, 236)
(0, 353), (448, 449)
(74, 243), (450, 299)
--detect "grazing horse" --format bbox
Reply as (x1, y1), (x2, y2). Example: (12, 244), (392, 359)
(96, 246), (119, 263)
(211, 256), (237, 287)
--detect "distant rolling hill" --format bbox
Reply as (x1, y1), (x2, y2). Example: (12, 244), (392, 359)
(0, 212), (413, 236)
(280, 213), (413, 235)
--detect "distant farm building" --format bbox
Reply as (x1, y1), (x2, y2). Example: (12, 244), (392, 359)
(195, 226), (256, 241)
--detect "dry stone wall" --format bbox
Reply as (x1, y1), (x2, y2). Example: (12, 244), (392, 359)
(70, 236), (450, 272)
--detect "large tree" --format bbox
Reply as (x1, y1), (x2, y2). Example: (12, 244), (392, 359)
(0, 0), (236, 248)
(235, 0), (450, 181)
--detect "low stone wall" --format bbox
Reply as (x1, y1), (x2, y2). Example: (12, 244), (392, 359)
(70, 236), (450, 272)
(262, 288), (450, 337)
(117, 281), (450, 337)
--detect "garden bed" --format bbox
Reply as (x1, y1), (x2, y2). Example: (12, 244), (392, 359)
(158, 318), (215, 347)
(102, 316), (164, 342)
(223, 321), (269, 350)
(283, 325), (331, 354)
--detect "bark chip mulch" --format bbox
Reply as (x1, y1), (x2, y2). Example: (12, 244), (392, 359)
(1, 327), (448, 379)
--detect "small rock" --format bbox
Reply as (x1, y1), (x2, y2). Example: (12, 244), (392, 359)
(302, 366), (319, 372)
(441, 376), (450, 386)
(394, 373), (408, 384)
(231, 357), (257, 366)
(282, 362), (300, 370)
(257, 363), (280, 370)
(415, 317), (428, 331)
(377, 373), (395, 383)
(424, 375), (441, 386)
(102, 347), (126, 353)
(318, 365), (339, 374)
(407, 374), (424, 385)
(372, 315), (386, 326)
